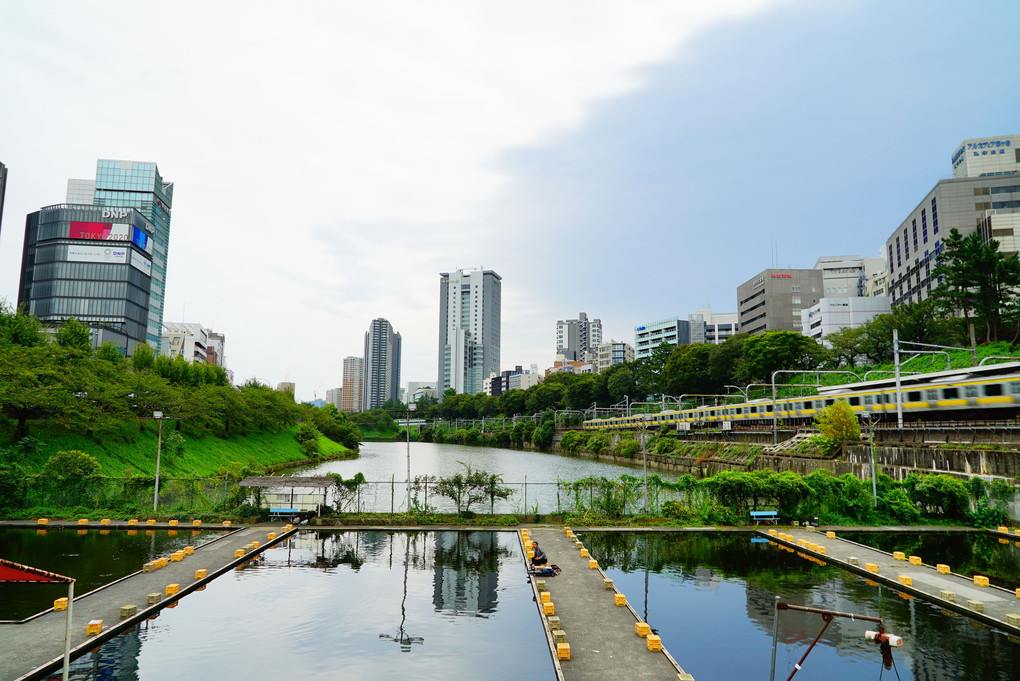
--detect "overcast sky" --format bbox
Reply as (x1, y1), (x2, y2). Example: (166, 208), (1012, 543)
(1, 1), (1018, 401)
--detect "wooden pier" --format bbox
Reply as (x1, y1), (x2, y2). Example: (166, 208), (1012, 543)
(525, 527), (694, 681)
(759, 526), (1020, 636)
(1, 523), (298, 681)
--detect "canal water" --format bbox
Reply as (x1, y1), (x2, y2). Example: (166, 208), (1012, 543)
(581, 531), (1020, 681)
(53, 530), (554, 681)
(294, 440), (664, 513)
(0, 528), (223, 621)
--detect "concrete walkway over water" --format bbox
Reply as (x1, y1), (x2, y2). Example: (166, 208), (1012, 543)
(1, 523), (297, 681)
(759, 527), (1020, 636)
(527, 527), (693, 681)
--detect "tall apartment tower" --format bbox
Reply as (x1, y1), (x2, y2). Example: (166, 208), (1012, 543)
(341, 356), (364, 412)
(0, 161), (8, 239)
(438, 268), (501, 395)
(555, 312), (602, 363)
(363, 318), (401, 409)
(65, 160), (174, 350)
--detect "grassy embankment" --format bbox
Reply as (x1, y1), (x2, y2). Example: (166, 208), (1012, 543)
(6, 425), (355, 477)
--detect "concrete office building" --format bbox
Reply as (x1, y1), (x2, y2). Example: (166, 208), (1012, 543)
(0, 161), (7, 238)
(64, 160), (173, 351)
(438, 268), (501, 395)
(161, 322), (210, 362)
(18, 203), (157, 353)
(277, 381), (295, 395)
(406, 381), (438, 404)
(815, 255), (885, 297)
(736, 269), (823, 335)
(886, 135), (1020, 307)
(341, 356), (364, 412)
(206, 331), (226, 367)
(363, 318), (401, 410)
(801, 296), (892, 344)
(555, 312), (602, 363)
(597, 340), (634, 372)
(688, 309), (739, 345)
(325, 387), (342, 408)
(634, 317), (690, 360)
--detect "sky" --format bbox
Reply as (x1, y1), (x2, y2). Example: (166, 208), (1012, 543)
(1, 0), (1018, 402)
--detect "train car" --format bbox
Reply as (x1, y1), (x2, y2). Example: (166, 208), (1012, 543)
(581, 362), (1020, 431)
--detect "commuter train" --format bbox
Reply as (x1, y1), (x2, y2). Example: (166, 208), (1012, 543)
(581, 361), (1020, 431)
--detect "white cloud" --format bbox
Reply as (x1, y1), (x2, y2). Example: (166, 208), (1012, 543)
(0, 0), (784, 399)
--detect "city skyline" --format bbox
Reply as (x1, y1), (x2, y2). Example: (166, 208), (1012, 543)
(1, 2), (1019, 400)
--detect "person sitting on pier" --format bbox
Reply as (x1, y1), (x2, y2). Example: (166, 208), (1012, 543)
(531, 542), (548, 567)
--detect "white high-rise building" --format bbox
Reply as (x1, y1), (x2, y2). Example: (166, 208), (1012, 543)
(341, 356), (364, 412)
(438, 268), (501, 395)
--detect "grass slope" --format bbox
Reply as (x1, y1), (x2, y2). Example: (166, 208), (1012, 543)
(6, 426), (353, 477)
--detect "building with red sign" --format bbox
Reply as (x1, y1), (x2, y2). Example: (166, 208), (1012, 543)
(736, 268), (823, 335)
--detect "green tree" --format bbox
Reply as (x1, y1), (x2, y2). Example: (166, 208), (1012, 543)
(813, 400), (860, 454)
(295, 422), (322, 457)
(95, 342), (126, 364)
(740, 331), (825, 383)
(433, 463), (509, 515)
(0, 302), (47, 347)
(823, 326), (864, 368)
(131, 343), (156, 371)
(532, 421), (555, 450)
(54, 317), (93, 353)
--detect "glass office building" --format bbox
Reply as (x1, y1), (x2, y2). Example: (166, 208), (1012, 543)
(18, 203), (157, 353)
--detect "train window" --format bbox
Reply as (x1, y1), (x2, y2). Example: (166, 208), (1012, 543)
(907, 391), (921, 401)
(803, 400), (813, 410)
(1012, 382), (1020, 395)
(943, 387), (958, 399)
(849, 397), (860, 406)
(750, 406), (758, 413)
(926, 390), (938, 401)
(985, 384), (1003, 397)
(825, 399), (834, 407)
(965, 386), (978, 398)
(864, 395), (873, 405)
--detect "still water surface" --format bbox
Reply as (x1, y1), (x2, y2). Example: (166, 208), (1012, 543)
(582, 531), (1020, 681)
(295, 440), (663, 513)
(60, 531), (554, 681)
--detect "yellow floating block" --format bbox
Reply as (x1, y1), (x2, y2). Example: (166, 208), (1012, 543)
(848, 557), (859, 565)
(1014, 529), (1020, 536)
(604, 578), (614, 590)
(222, 520), (232, 527)
(78, 518), (89, 525)
(865, 563), (879, 573)
(142, 561), (157, 573)
(817, 546), (826, 555)
(234, 549), (245, 558)
(128, 519), (138, 526)
(562, 527), (570, 534)
(998, 526), (1009, 534)
(37, 518), (49, 525)
(974, 575), (990, 587)
(526, 550), (534, 560)
(119, 604), (137, 618)
(146, 519), (157, 526)
(192, 519), (202, 527)
(282, 524), (291, 531)
(146, 592), (162, 605)
(54, 597), (68, 611)
(908, 556), (922, 566)
(100, 518), (111, 525)
(168, 519), (179, 527)
(589, 559), (598, 570)
(635, 622), (651, 637)
(646, 634), (662, 651)
(557, 642), (570, 660)
(159, 557), (170, 568)
(251, 541), (260, 549)
(170, 551), (185, 562)
(968, 600), (985, 613)
(565, 530), (573, 537)
(547, 616), (560, 630)
(267, 533), (276, 541)
(86, 619), (103, 636)
(1016, 588), (1020, 599)
(165, 583), (180, 596)
(552, 629), (567, 643)
(540, 592), (551, 603)
(614, 593), (626, 606)
(898, 574), (913, 587)
(194, 569), (208, 580)
(580, 548), (589, 558)
(892, 551), (905, 561)
(1006, 614), (1020, 627)
(543, 601), (555, 616)
(937, 564), (951, 574)
(940, 590), (956, 603)
(768, 529), (778, 536)
(535, 579), (546, 590)
(524, 540), (533, 550)
(183, 545), (195, 556)
(825, 531), (836, 539)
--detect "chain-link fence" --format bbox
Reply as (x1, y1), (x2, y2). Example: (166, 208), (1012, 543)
(24, 476), (242, 514)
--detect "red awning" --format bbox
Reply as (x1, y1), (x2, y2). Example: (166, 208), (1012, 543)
(0, 559), (73, 583)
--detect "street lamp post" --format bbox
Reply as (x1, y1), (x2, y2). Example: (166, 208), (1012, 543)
(153, 412), (164, 513)
(405, 403), (416, 509)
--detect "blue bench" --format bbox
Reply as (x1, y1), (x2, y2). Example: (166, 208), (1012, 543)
(269, 508), (300, 519)
(750, 510), (779, 526)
